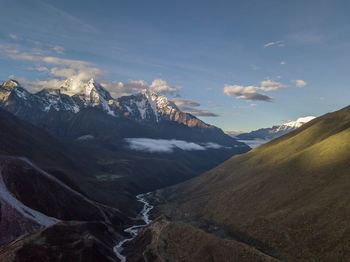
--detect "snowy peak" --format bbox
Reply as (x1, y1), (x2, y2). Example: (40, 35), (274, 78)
(115, 90), (184, 123)
(0, 78), (214, 129)
(277, 116), (316, 131)
(60, 78), (112, 100)
(57, 78), (115, 115)
(150, 92), (179, 113)
(116, 91), (159, 121)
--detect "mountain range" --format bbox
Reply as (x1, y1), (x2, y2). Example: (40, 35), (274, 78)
(0, 79), (239, 144)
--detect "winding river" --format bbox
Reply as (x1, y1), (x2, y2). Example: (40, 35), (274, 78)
(113, 193), (154, 262)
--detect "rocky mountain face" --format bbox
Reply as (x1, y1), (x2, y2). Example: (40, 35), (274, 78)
(148, 105), (350, 261)
(236, 116), (316, 141)
(0, 79), (224, 138)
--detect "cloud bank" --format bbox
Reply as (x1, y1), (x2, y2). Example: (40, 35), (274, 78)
(125, 138), (225, 153)
(223, 80), (286, 102)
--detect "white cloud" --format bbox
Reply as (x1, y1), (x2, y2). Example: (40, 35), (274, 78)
(293, 79), (307, 87)
(223, 80), (286, 102)
(125, 138), (224, 153)
(260, 80), (286, 91)
(204, 142), (223, 149)
(263, 40), (284, 48)
(0, 44), (102, 90)
(101, 80), (147, 97)
(280, 61), (286, 65)
(150, 79), (180, 95)
(101, 79), (180, 98)
(172, 98), (219, 117)
(24, 79), (66, 92)
(0, 44), (183, 101)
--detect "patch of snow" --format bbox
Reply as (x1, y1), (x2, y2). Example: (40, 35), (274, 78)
(0, 169), (58, 227)
(135, 99), (147, 120)
(125, 105), (132, 113)
(144, 91), (159, 122)
(14, 88), (28, 99)
(277, 116), (316, 131)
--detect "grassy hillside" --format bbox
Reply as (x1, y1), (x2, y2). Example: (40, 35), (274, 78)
(152, 105), (350, 261)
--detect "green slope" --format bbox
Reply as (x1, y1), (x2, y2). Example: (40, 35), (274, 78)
(154, 105), (350, 261)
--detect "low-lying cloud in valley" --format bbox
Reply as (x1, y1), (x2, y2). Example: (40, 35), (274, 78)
(125, 138), (226, 153)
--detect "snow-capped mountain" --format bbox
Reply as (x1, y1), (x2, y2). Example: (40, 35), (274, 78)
(0, 79), (243, 147)
(236, 116), (316, 141)
(0, 79), (210, 127)
(275, 116), (316, 132)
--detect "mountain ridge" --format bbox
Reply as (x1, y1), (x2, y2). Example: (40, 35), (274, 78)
(0, 79), (239, 147)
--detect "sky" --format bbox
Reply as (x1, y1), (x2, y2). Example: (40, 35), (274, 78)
(1, 0), (350, 131)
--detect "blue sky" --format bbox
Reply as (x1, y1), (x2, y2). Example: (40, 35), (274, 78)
(1, 0), (350, 131)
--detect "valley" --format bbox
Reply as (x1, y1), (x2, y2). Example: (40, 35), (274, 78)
(1, 77), (349, 261)
(0, 79), (249, 261)
(1, 1), (349, 261)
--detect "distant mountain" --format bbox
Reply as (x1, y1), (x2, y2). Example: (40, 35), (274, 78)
(149, 105), (350, 261)
(236, 116), (316, 141)
(0, 79), (245, 147)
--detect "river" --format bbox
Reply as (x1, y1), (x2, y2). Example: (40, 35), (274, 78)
(113, 193), (154, 262)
